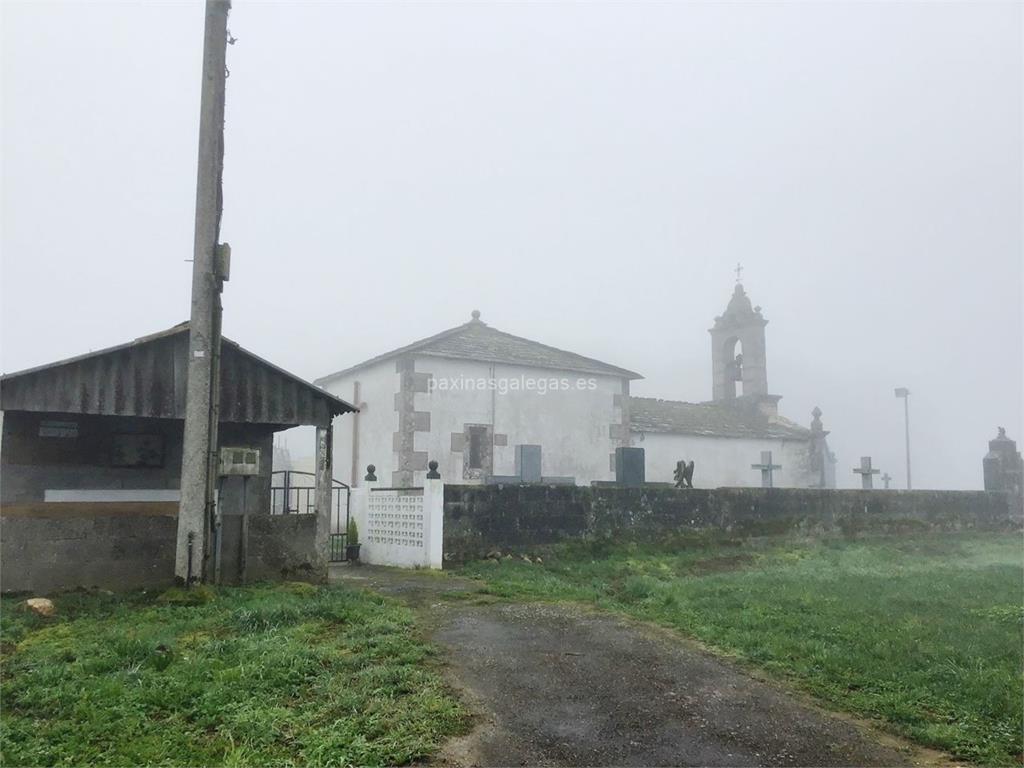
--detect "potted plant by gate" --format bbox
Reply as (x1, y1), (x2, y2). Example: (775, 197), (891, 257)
(346, 519), (361, 563)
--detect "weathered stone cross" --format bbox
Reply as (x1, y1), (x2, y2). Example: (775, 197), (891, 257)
(881, 472), (893, 489)
(853, 456), (880, 489)
(751, 450), (781, 488)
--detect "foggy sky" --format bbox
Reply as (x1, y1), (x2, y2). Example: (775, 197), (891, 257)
(2, 1), (1021, 490)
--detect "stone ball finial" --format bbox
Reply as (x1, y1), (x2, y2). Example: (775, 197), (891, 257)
(364, 464), (377, 482)
(471, 309), (481, 321)
(426, 460), (441, 479)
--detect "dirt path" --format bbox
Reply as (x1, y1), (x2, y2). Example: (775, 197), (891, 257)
(332, 566), (947, 768)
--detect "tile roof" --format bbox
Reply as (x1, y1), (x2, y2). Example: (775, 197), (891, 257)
(316, 314), (642, 382)
(629, 396), (811, 440)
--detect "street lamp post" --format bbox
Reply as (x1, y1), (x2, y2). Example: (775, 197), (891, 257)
(895, 387), (911, 489)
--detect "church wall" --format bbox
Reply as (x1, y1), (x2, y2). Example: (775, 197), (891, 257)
(413, 357), (625, 485)
(321, 359), (398, 487)
(637, 431), (818, 488)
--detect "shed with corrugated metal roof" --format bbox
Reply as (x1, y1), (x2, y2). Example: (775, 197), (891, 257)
(0, 323), (356, 593)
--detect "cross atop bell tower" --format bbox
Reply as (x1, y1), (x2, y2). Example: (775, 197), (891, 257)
(709, 279), (769, 401)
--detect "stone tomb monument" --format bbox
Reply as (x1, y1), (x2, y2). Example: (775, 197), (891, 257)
(983, 428), (1023, 500)
(615, 446), (646, 486)
(853, 456), (881, 490)
(751, 451), (781, 488)
(515, 445), (542, 484)
(488, 445), (574, 485)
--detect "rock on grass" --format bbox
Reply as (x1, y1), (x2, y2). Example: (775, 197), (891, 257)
(24, 598), (55, 617)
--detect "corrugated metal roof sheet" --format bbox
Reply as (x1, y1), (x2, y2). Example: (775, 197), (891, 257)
(0, 322), (355, 427)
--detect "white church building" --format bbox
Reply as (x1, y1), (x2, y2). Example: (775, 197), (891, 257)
(316, 284), (835, 489)
(630, 282), (835, 488)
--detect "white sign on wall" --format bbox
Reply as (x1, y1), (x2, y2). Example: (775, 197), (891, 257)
(39, 420), (78, 438)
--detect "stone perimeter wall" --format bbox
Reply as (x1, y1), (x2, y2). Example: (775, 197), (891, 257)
(1, 503), (324, 594)
(443, 485), (1021, 561)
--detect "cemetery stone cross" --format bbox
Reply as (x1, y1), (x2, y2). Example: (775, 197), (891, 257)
(853, 456), (880, 489)
(881, 472), (892, 489)
(751, 450), (781, 488)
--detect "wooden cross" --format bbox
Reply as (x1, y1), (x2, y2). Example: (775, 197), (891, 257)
(751, 450), (781, 488)
(853, 456), (880, 490)
(735, 262), (744, 283)
(881, 472), (893, 489)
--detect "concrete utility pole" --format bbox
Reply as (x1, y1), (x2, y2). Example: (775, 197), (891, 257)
(895, 387), (912, 490)
(176, 0), (231, 584)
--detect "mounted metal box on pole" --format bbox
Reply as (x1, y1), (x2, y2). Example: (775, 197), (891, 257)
(176, 0), (231, 584)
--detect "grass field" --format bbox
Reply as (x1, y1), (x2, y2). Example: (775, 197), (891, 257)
(0, 582), (466, 767)
(462, 533), (1023, 766)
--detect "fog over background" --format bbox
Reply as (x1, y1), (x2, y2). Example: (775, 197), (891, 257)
(3, 1), (1021, 490)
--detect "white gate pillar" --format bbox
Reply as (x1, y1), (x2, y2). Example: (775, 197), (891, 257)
(352, 463), (376, 551)
(423, 460), (444, 569)
(357, 459), (443, 570)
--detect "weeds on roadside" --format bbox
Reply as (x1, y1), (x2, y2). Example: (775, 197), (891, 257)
(1, 582), (466, 767)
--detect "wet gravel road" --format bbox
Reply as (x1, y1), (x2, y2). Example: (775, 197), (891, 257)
(333, 566), (945, 768)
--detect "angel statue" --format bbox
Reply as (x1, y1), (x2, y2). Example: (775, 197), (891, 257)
(674, 459), (695, 489)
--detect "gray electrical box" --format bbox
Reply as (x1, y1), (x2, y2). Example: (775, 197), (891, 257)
(215, 242), (231, 281)
(219, 446), (260, 477)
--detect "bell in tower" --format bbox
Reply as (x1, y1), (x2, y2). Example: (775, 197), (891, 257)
(709, 275), (769, 401)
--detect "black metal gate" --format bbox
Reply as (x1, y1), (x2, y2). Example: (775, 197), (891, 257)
(269, 470), (351, 562)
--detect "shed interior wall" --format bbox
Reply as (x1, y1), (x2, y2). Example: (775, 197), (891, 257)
(1, 411), (276, 517)
(1, 412), (184, 505)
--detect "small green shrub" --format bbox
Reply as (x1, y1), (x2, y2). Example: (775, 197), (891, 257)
(277, 581), (318, 597)
(347, 518), (360, 546)
(156, 585), (216, 606)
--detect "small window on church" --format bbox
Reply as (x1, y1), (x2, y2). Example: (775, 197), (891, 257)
(467, 426), (487, 469)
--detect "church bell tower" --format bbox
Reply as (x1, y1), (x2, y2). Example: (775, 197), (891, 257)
(709, 279), (769, 401)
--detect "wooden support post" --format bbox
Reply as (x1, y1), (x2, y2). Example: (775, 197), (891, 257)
(350, 381), (361, 487)
(239, 512), (249, 584)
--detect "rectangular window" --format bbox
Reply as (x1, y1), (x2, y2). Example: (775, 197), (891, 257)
(467, 426), (487, 469)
